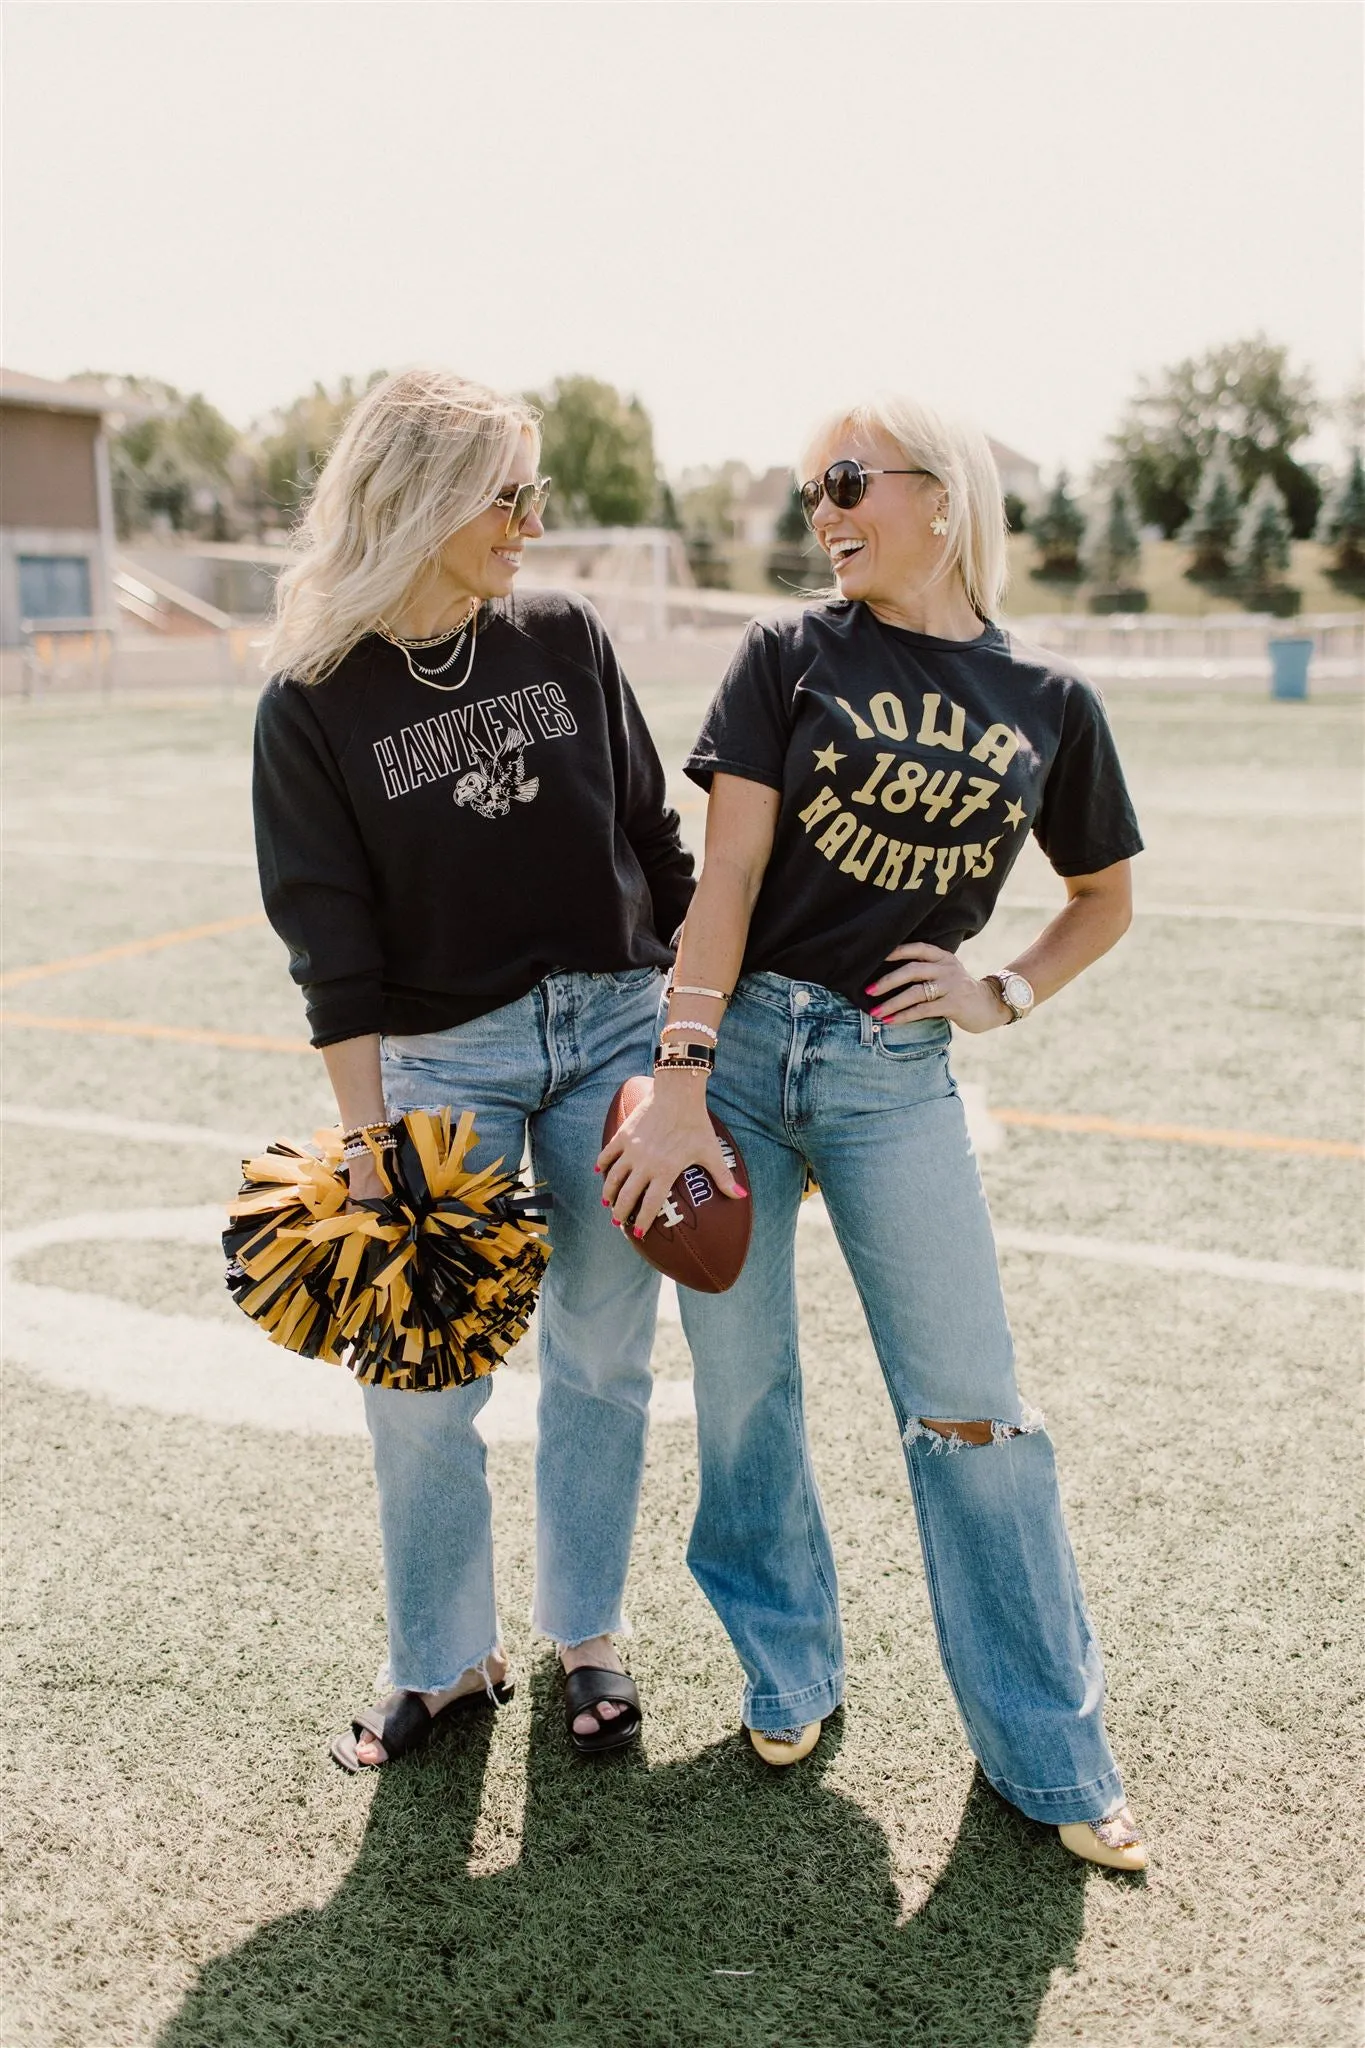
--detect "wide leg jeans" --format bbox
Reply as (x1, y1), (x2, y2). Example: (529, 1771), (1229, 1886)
(679, 972), (1125, 1827)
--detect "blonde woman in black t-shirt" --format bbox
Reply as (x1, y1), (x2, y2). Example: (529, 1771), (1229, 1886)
(599, 395), (1148, 1871)
(255, 369), (697, 1767)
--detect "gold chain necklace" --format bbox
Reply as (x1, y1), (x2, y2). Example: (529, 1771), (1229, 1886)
(378, 602), (480, 690)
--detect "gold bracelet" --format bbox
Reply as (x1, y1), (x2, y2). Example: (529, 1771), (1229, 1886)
(669, 981), (731, 1003)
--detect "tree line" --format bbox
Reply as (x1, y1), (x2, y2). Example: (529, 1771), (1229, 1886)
(90, 339), (1364, 612)
(1029, 338), (1364, 613)
(91, 371), (669, 542)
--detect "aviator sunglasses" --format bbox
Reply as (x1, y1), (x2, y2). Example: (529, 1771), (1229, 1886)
(799, 458), (935, 528)
(491, 476), (552, 537)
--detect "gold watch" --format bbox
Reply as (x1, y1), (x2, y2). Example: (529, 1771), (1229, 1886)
(984, 970), (1035, 1023)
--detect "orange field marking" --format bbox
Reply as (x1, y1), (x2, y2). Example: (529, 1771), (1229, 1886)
(1, 1009), (1361, 1158)
(0, 913), (267, 990)
(0, 1011), (308, 1054)
(993, 1107), (1364, 1160)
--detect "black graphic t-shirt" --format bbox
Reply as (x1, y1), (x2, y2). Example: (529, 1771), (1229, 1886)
(254, 591), (694, 1046)
(684, 601), (1142, 1009)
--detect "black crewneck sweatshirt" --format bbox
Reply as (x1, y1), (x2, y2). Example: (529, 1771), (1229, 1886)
(253, 590), (694, 1046)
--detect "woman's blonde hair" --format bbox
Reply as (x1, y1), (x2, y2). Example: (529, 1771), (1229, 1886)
(802, 394), (1008, 620)
(263, 368), (540, 685)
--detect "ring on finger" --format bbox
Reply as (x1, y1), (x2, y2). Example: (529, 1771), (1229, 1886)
(922, 979), (941, 1002)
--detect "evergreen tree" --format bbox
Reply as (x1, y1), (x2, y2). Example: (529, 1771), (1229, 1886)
(654, 478), (682, 531)
(1316, 449), (1365, 577)
(1030, 471), (1086, 577)
(774, 483), (808, 546)
(1085, 483), (1142, 588)
(1180, 443), (1242, 579)
(767, 482), (826, 592)
(1233, 476), (1293, 593)
(1110, 334), (1319, 537)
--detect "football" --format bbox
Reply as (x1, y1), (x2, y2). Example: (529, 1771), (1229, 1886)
(601, 1076), (752, 1293)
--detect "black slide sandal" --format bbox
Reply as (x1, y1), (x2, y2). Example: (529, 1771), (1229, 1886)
(331, 1679), (514, 1773)
(563, 1667), (642, 1756)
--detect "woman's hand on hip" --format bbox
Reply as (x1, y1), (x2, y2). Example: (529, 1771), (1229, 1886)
(596, 1078), (747, 1239)
(865, 942), (1009, 1034)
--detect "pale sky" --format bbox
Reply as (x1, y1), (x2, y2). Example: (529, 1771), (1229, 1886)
(4, 1), (1361, 478)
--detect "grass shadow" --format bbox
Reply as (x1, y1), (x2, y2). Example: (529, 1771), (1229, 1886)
(158, 1664), (1088, 2047)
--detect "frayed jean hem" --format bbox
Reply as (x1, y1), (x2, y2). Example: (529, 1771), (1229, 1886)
(535, 1610), (633, 1652)
(378, 1632), (505, 1699)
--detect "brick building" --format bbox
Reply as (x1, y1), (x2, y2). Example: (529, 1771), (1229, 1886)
(0, 368), (117, 645)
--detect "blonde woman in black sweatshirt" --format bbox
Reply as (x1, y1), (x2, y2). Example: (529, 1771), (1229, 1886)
(254, 369), (699, 1767)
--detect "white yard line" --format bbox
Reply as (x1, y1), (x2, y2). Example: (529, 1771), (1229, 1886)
(998, 895), (1363, 930)
(1, 840), (256, 869)
(4, 1195), (1357, 1446)
(800, 1200), (1361, 1293)
(9, 1104), (1357, 1295)
(992, 1226), (1361, 1295)
(1, 1102), (261, 1150)
(4, 840), (1360, 926)
(5, 1112), (1355, 1453)
(0, 1205), (695, 1439)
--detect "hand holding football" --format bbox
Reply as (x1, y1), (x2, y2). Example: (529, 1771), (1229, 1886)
(598, 1076), (752, 1293)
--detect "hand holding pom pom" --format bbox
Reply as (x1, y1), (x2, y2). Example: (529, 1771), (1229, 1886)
(223, 1109), (551, 1391)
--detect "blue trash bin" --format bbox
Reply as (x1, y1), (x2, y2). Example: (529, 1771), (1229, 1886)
(1268, 637), (1312, 700)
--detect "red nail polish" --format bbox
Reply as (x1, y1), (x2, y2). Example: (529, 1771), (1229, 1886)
(735, 1186), (749, 1198)
(871, 1007), (886, 1020)
(633, 1227), (643, 1239)
(602, 1197), (609, 1206)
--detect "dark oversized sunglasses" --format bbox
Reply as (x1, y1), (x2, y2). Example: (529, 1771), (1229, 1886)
(799, 458), (935, 528)
(491, 476), (551, 536)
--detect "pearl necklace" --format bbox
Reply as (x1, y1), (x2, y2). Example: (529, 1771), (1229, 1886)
(379, 602), (480, 690)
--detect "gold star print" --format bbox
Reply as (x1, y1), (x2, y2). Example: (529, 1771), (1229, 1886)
(1003, 798), (1027, 829)
(813, 744), (846, 773)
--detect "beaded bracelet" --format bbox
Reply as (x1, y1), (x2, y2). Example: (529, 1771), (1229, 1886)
(660, 1019), (719, 1042)
(341, 1123), (395, 1163)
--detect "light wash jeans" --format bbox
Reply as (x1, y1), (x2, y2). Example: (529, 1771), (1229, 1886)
(368, 967), (663, 1692)
(678, 971), (1125, 1828)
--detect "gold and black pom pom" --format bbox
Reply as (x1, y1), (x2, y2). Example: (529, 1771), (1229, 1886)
(223, 1109), (551, 1391)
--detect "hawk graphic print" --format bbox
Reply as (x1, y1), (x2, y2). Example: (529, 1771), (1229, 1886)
(454, 729), (539, 818)
(372, 680), (577, 819)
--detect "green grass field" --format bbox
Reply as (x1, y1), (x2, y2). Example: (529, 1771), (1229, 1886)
(2, 658), (1362, 2046)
